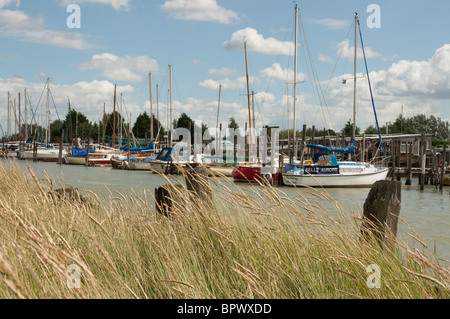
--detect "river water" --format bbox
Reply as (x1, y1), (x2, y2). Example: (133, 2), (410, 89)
(2, 159), (449, 264)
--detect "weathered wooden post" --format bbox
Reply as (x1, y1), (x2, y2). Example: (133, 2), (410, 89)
(85, 129), (91, 167)
(396, 140), (402, 181)
(155, 184), (185, 218)
(184, 165), (213, 209)
(405, 142), (413, 186)
(391, 140), (397, 181)
(440, 144), (447, 191)
(127, 123), (131, 163)
(33, 142), (38, 162)
(58, 129), (64, 165)
(311, 125), (316, 160)
(362, 134), (366, 162)
(299, 124), (306, 165)
(420, 133), (426, 190)
(361, 180), (402, 248)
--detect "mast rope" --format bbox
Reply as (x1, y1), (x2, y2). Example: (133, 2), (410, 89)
(358, 21), (386, 160)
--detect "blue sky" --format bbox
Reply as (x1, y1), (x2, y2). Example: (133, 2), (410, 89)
(1, 0), (449, 137)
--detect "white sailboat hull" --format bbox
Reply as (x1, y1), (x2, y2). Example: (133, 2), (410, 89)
(128, 162), (154, 171)
(283, 166), (389, 188)
(18, 149), (67, 162)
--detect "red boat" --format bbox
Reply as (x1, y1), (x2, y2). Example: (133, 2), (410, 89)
(232, 162), (281, 184)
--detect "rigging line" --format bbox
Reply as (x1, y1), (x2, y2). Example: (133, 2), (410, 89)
(260, 10), (296, 108)
(322, 20), (354, 98)
(0, 122), (5, 138)
(298, 10), (332, 135)
(358, 21), (386, 160)
(27, 81), (47, 142)
(49, 88), (69, 143)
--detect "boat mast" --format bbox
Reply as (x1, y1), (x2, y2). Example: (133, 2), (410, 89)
(113, 84), (117, 149)
(293, 4), (299, 162)
(169, 65), (173, 148)
(18, 92), (21, 143)
(25, 88), (28, 143)
(149, 72), (154, 142)
(244, 42), (252, 160)
(167, 89), (170, 146)
(7, 92), (10, 141)
(119, 93), (123, 148)
(156, 84), (159, 143)
(216, 84), (222, 154)
(46, 78), (50, 145)
(102, 103), (106, 146)
(352, 13), (359, 144)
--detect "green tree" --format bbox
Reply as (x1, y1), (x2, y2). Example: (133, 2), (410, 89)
(228, 117), (239, 130)
(132, 112), (164, 139)
(173, 113), (209, 143)
(342, 119), (360, 137)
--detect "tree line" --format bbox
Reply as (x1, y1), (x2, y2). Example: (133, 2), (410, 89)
(12, 110), (447, 145)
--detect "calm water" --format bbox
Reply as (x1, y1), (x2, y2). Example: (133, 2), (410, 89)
(2, 159), (449, 264)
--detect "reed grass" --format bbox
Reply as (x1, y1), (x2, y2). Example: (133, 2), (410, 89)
(0, 161), (448, 299)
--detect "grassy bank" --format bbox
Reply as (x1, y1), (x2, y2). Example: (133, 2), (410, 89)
(0, 161), (448, 299)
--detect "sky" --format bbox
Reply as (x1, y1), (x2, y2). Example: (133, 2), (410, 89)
(0, 0), (449, 138)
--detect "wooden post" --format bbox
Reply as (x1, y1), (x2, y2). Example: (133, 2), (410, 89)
(58, 129), (64, 165)
(440, 144), (447, 191)
(420, 133), (426, 190)
(431, 146), (437, 185)
(406, 142), (413, 185)
(127, 123), (131, 163)
(396, 140), (401, 181)
(311, 125), (316, 160)
(155, 184), (185, 219)
(361, 180), (402, 248)
(299, 124), (306, 165)
(184, 166), (212, 209)
(362, 134), (366, 162)
(391, 140), (396, 181)
(85, 129), (91, 167)
(33, 142), (37, 162)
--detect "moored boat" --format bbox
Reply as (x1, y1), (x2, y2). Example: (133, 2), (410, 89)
(282, 152), (389, 188)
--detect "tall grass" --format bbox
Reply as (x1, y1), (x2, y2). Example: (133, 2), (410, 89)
(0, 161), (448, 299)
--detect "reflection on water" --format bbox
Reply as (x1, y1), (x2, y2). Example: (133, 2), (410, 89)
(3, 159), (449, 264)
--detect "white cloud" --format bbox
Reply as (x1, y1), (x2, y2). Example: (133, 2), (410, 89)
(161, 0), (239, 24)
(59, 0), (132, 10)
(79, 53), (159, 83)
(318, 53), (332, 63)
(0, 8), (94, 50)
(199, 76), (260, 91)
(307, 18), (350, 30)
(0, 0), (20, 9)
(223, 27), (294, 56)
(207, 67), (236, 76)
(259, 63), (307, 82)
(320, 44), (450, 129)
(335, 39), (381, 60)
(0, 77), (135, 125)
(372, 44), (450, 99)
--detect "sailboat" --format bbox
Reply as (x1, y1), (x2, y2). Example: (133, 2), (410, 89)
(282, 12), (389, 188)
(17, 79), (68, 162)
(232, 42), (281, 184)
